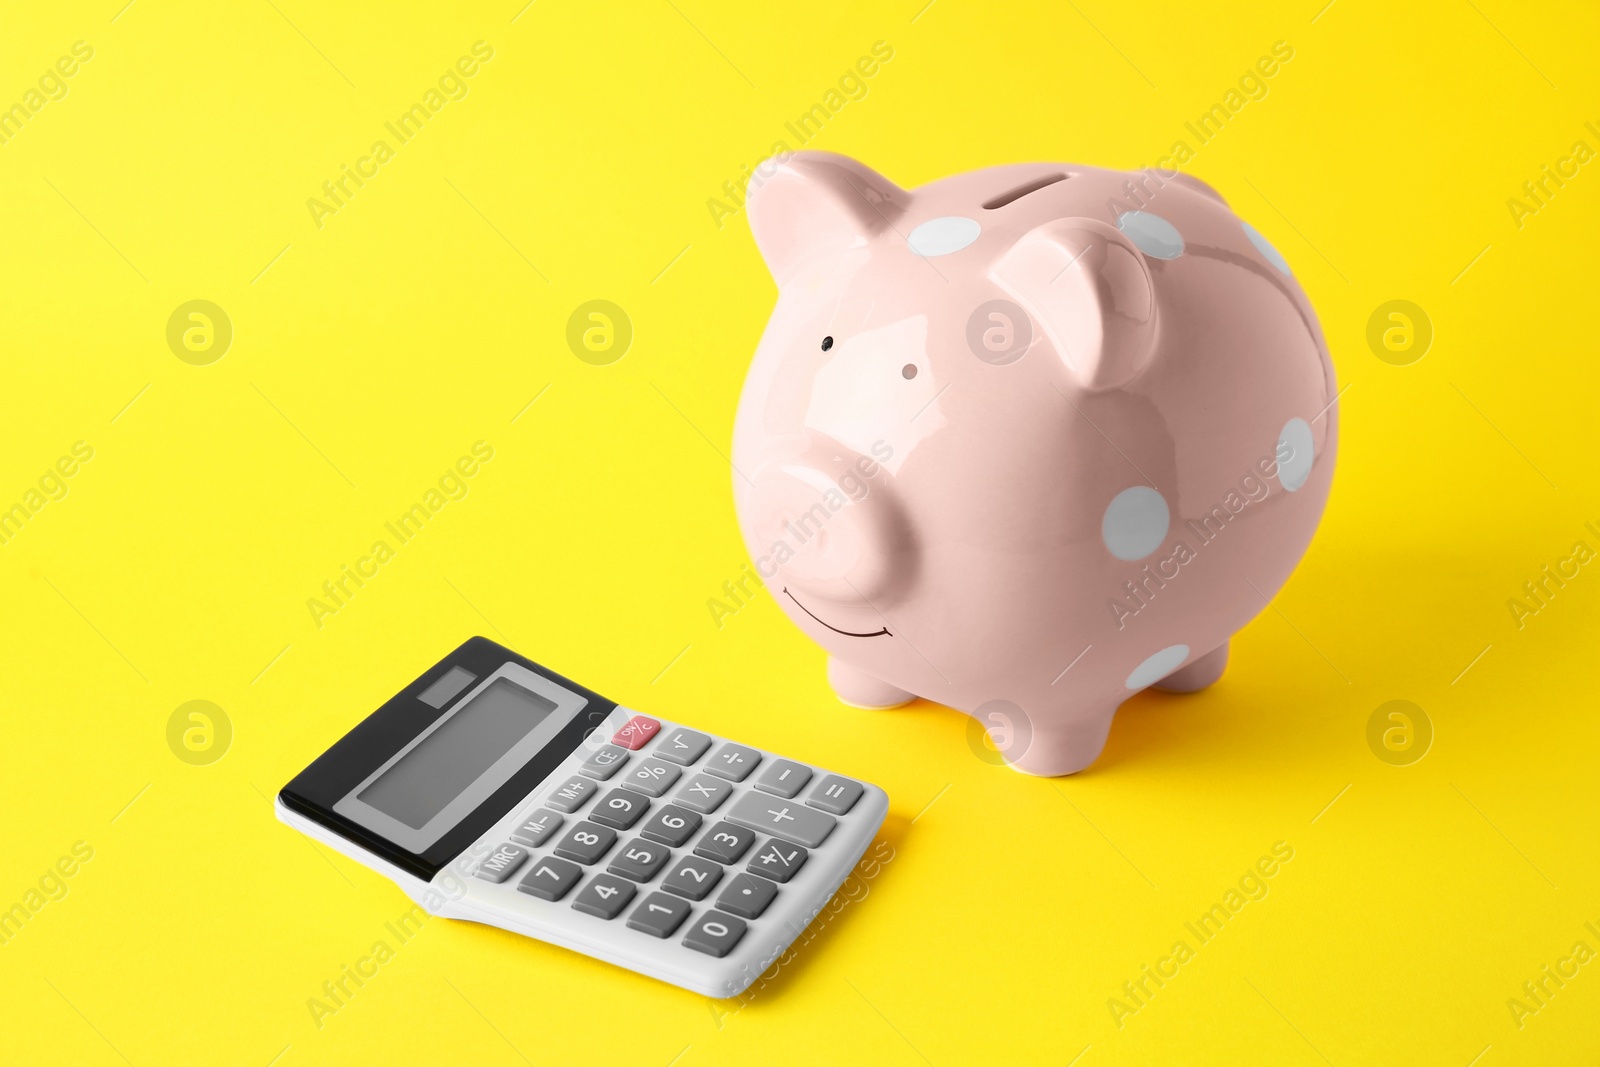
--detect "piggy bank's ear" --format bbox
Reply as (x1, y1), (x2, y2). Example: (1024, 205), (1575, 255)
(989, 219), (1157, 391)
(746, 151), (907, 285)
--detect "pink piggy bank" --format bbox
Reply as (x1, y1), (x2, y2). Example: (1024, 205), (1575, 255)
(732, 152), (1337, 775)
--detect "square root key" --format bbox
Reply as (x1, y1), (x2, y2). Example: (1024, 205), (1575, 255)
(655, 728), (711, 766)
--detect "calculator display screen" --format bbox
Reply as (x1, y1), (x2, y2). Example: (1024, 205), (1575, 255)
(358, 678), (559, 829)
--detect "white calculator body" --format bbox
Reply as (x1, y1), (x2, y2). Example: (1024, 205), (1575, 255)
(277, 637), (888, 997)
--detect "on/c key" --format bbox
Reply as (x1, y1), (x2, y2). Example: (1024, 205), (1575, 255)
(611, 715), (661, 751)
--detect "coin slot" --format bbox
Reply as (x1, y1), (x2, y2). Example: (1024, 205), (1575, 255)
(982, 173), (1069, 209)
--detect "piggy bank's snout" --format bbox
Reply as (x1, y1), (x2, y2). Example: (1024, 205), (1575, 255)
(746, 449), (907, 603)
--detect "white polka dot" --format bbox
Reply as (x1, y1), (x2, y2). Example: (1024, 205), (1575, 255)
(1242, 221), (1291, 276)
(1277, 418), (1314, 492)
(907, 216), (981, 257)
(1127, 644), (1190, 690)
(1117, 211), (1184, 259)
(1102, 486), (1170, 561)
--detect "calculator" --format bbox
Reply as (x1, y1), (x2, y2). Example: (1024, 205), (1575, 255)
(276, 636), (889, 998)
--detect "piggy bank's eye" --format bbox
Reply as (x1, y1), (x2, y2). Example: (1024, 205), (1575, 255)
(902, 364), (918, 379)
(820, 336), (834, 351)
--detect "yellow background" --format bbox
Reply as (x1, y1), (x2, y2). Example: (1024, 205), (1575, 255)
(3, 0), (1598, 1063)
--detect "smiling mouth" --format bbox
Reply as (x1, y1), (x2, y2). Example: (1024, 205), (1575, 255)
(782, 588), (891, 638)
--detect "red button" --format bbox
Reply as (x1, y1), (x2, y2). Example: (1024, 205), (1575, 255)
(611, 715), (661, 751)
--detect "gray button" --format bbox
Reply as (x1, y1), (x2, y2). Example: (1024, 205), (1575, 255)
(806, 774), (864, 815)
(661, 855), (724, 901)
(754, 759), (813, 799)
(608, 838), (671, 882)
(627, 891), (691, 938)
(705, 743), (761, 781)
(694, 821), (756, 864)
(640, 804), (702, 848)
(715, 873), (778, 919)
(747, 839), (807, 883)
(517, 855), (582, 900)
(589, 788), (649, 830)
(509, 808), (564, 848)
(546, 775), (597, 813)
(674, 774), (733, 814)
(618, 757), (682, 798)
(580, 745), (630, 780)
(475, 843), (528, 883)
(655, 728), (711, 765)
(725, 791), (837, 847)
(572, 872), (637, 919)
(683, 910), (748, 958)
(553, 821), (616, 865)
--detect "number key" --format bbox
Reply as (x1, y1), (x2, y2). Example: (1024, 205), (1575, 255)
(589, 788), (649, 830)
(661, 855), (724, 901)
(683, 910), (748, 958)
(618, 757), (682, 798)
(553, 821), (616, 865)
(627, 891), (691, 938)
(516, 855), (582, 900)
(639, 804), (702, 848)
(608, 838), (671, 882)
(694, 821), (756, 864)
(572, 872), (637, 919)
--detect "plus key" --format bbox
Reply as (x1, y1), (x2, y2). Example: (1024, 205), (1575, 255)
(724, 790), (836, 847)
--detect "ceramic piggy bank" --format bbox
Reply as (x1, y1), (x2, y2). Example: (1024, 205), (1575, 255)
(732, 152), (1336, 775)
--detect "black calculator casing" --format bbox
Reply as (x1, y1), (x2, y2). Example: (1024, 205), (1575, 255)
(278, 636), (616, 881)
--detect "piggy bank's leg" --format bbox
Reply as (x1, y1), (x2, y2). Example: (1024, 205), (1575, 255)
(999, 706), (1118, 777)
(827, 657), (914, 709)
(1153, 641), (1229, 693)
